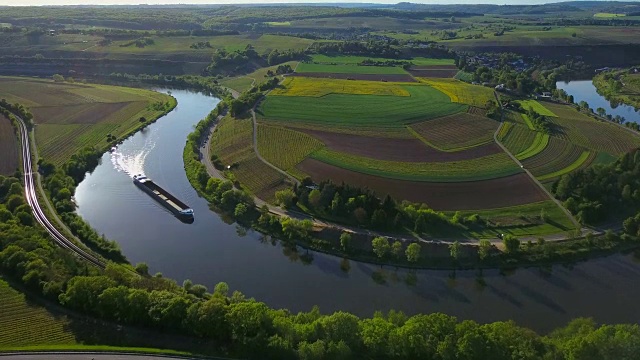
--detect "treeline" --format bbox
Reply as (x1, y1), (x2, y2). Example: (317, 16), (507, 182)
(205, 46), (307, 75)
(0, 99), (33, 129)
(39, 149), (126, 262)
(309, 40), (401, 59)
(288, 180), (484, 234)
(4, 176), (640, 358)
(553, 148), (640, 225)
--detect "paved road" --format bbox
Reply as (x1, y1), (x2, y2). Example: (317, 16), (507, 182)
(15, 116), (105, 268)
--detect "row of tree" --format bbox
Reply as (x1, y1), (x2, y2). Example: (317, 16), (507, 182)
(3, 177), (640, 359)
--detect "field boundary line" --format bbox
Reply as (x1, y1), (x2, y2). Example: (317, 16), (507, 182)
(405, 125), (493, 153)
(493, 92), (582, 231)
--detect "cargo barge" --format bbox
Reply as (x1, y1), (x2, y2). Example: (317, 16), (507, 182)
(133, 174), (194, 221)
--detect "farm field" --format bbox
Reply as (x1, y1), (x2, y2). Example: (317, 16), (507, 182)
(270, 77), (411, 97)
(543, 102), (640, 156)
(0, 280), (77, 347)
(311, 148), (522, 182)
(296, 63), (409, 75)
(309, 54), (455, 66)
(0, 77), (173, 166)
(94, 34), (314, 55)
(498, 123), (538, 155)
(298, 128), (502, 162)
(407, 68), (459, 78)
(418, 78), (495, 108)
(516, 132), (550, 160)
(211, 116), (289, 202)
(410, 112), (499, 151)
(258, 85), (467, 135)
(257, 125), (324, 171)
(297, 158), (547, 211)
(0, 115), (18, 175)
(517, 100), (558, 117)
(290, 72), (416, 82)
(522, 137), (594, 181)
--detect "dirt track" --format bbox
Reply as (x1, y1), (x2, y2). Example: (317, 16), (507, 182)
(299, 128), (502, 162)
(297, 158), (548, 211)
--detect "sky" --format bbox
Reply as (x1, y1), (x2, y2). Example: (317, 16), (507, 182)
(0, 0), (617, 6)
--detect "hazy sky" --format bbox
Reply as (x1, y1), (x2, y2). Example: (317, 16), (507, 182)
(0, 0), (608, 6)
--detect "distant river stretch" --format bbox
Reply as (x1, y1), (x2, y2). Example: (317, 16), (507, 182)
(74, 88), (640, 334)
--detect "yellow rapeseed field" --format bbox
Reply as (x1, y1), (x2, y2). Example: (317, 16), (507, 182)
(418, 78), (494, 108)
(270, 77), (411, 97)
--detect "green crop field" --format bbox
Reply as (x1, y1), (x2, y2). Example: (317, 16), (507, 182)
(0, 280), (77, 347)
(259, 85), (467, 136)
(0, 77), (173, 165)
(594, 13), (626, 18)
(537, 151), (592, 181)
(499, 123), (538, 155)
(544, 102), (640, 156)
(97, 34), (313, 55)
(211, 116), (288, 202)
(517, 100), (558, 117)
(257, 124), (324, 171)
(311, 148), (521, 182)
(418, 78), (495, 108)
(309, 54), (455, 66)
(450, 201), (577, 239)
(410, 112), (498, 151)
(296, 63), (409, 75)
(522, 137), (593, 180)
(516, 132), (550, 160)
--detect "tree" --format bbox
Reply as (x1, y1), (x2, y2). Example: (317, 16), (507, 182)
(52, 74), (64, 82)
(234, 203), (248, 218)
(340, 232), (352, 252)
(596, 107), (607, 117)
(405, 243), (421, 263)
(275, 189), (296, 209)
(449, 241), (461, 263)
(308, 189), (321, 209)
(391, 241), (403, 259)
(478, 239), (491, 261)
(503, 235), (520, 254)
(372, 237), (390, 259)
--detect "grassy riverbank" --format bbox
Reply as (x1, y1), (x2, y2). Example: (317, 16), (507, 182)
(593, 68), (640, 111)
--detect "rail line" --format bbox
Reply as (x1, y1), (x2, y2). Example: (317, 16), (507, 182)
(16, 117), (106, 269)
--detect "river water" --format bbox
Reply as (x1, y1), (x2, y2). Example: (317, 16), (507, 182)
(75, 88), (640, 334)
(556, 80), (640, 124)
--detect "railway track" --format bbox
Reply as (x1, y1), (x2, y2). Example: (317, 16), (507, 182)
(16, 117), (106, 269)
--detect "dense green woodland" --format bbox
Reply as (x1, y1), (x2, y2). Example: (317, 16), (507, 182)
(2, 175), (640, 359)
(554, 149), (640, 225)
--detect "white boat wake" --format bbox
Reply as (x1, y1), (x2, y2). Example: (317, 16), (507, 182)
(110, 138), (156, 178)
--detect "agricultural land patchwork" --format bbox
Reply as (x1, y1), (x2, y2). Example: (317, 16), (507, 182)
(0, 77), (174, 166)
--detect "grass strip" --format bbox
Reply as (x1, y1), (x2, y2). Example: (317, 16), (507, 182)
(537, 151), (591, 181)
(516, 132), (550, 160)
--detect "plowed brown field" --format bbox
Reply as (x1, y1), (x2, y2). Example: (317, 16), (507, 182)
(299, 128), (502, 162)
(297, 158), (548, 211)
(0, 115), (18, 175)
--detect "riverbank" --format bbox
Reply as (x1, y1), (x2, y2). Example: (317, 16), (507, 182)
(591, 69), (640, 118)
(185, 101), (640, 271)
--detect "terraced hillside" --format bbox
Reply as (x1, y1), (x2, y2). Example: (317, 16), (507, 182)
(255, 73), (553, 214)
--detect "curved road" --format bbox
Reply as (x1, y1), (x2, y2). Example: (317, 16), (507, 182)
(16, 116), (105, 268)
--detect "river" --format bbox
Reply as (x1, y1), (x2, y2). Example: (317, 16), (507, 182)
(556, 80), (640, 124)
(74, 88), (640, 334)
